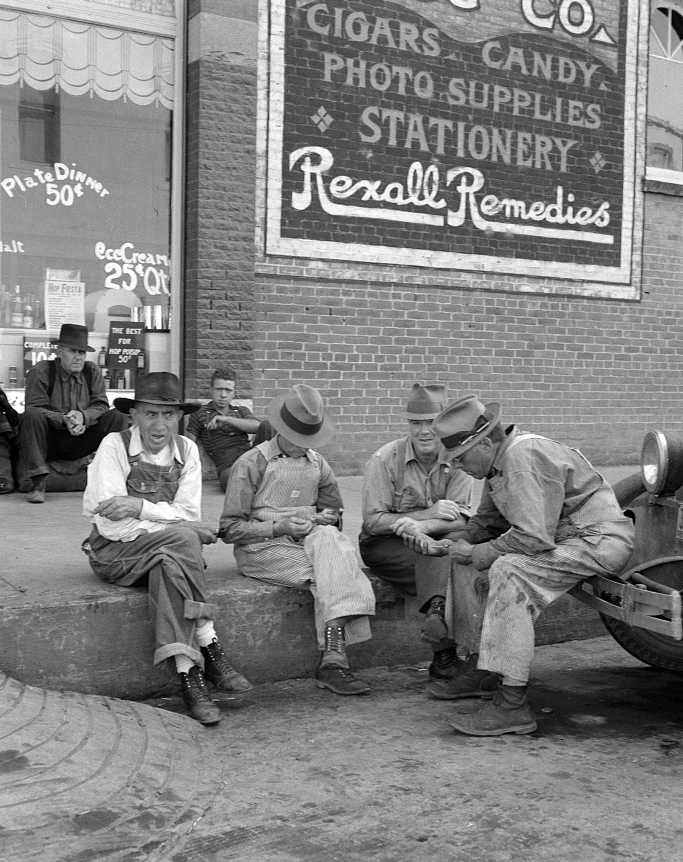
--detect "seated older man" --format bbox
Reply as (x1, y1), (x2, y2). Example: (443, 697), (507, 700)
(359, 384), (475, 682)
(82, 372), (251, 726)
(17, 323), (127, 503)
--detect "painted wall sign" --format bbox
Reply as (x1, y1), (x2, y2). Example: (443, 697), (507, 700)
(262, 0), (643, 290)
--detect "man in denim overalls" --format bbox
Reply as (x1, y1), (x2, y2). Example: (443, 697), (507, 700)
(406, 395), (635, 736)
(219, 384), (376, 695)
(83, 372), (251, 725)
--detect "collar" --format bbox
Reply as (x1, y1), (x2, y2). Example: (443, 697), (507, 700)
(490, 424), (520, 474)
(127, 425), (185, 463)
(404, 437), (452, 470)
(263, 436), (316, 464)
(209, 399), (236, 412)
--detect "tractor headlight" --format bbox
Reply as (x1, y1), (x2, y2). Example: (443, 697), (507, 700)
(641, 430), (683, 495)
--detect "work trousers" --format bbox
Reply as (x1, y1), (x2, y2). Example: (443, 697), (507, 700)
(359, 534), (452, 610)
(18, 406), (128, 482)
(472, 520), (635, 682)
(236, 525), (375, 651)
(84, 524), (218, 667)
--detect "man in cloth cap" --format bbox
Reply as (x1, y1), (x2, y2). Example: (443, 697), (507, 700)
(17, 322), (128, 503)
(83, 372), (252, 726)
(219, 383), (376, 696)
(359, 384), (475, 683)
(410, 394), (634, 736)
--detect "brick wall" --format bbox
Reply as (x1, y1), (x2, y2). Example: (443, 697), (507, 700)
(186, 1), (683, 475)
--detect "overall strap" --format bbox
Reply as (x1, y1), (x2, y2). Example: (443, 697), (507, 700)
(393, 437), (408, 494)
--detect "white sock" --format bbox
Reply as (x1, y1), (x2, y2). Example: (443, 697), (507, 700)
(195, 619), (217, 647)
(175, 655), (194, 674)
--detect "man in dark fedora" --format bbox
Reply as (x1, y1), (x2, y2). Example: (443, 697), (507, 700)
(17, 322), (128, 503)
(411, 394), (635, 736)
(83, 372), (252, 726)
(359, 384), (475, 683)
(219, 383), (376, 696)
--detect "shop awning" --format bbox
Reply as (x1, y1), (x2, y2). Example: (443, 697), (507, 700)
(0, 9), (174, 108)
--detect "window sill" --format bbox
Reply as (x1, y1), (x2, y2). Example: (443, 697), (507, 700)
(643, 168), (683, 197)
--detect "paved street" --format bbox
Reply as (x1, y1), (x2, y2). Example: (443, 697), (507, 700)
(2, 636), (681, 862)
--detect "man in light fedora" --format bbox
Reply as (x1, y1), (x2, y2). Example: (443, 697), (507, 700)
(17, 322), (128, 503)
(219, 383), (375, 696)
(359, 384), (474, 682)
(83, 372), (252, 726)
(412, 394), (635, 736)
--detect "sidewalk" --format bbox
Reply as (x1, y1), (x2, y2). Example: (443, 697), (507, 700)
(0, 465), (639, 699)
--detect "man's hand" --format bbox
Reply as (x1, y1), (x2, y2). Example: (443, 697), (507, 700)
(426, 499), (462, 521)
(186, 522), (218, 544)
(451, 538), (474, 564)
(207, 414), (234, 431)
(402, 531), (451, 556)
(313, 508), (338, 526)
(391, 516), (422, 538)
(94, 496), (143, 521)
(64, 410), (86, 436)
(273, 516), (314, 538)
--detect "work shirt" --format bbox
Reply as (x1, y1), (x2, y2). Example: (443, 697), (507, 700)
(360, 436), (473, 539)
(185, 400), (255, 471)
(465, 426), (626, 570)
(25, 358), (109, 428)
(83, 426), (202, 542)
(219, 437), (342, 546)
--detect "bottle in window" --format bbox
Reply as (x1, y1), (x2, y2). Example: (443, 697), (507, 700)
(10, 285), (23, 327)
(98, 346), (107, 368)
(23, 296), (34, 329)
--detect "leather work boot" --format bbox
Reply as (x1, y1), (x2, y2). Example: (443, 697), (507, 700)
(421, 596), (449, 645)
(428, 645), (463, 682)
(179, 666), (221, 725)
(448, 685), (537, 736)
(428, 655), (501, 700)
(315, 663), (370, 696)
(26, 475), (47, 504)
(201, 638), (253, 695)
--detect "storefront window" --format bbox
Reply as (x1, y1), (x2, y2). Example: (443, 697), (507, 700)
(0, 6), (175, 391)
(647, 3), (683, 180)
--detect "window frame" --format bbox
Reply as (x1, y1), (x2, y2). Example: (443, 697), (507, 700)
(646, 1), (683, 186)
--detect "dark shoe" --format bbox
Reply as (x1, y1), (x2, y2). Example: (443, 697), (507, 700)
(201, 638), (253, 694)
(448, 687), (537, 736)
(421, 596), (448, 644)
(0, 475), (14, 494)
(26, 476), (47, 504)
(179, 666), (221, 725)
(428, 646), (463, 682)
(428, 658), (501, 700)
(316, 663), (370, 696)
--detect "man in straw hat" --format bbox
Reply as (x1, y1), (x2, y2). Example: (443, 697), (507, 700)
(359, 383), (475, 683)
(219, 383), (375, 696)
(83, 372), (252, 726)
(17, 323), (128, 503)
(409, 394), (634, 735)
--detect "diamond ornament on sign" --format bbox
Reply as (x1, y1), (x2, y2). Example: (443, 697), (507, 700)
(311, 106), (333, 132)
(590, 152), (607, 173)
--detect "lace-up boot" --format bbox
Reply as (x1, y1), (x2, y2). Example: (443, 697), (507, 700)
(201, 638), (253, 694)
(448, 684), (537, 736)
(315, 623), (370, 696)
(421, 595), (449, 645)
(179, 666), (221, 725)
(428, 654), (501, 700)
(428, 645), (463, 682)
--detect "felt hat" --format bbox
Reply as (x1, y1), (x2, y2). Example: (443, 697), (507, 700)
(433, 395), (502, 457)
(406, 384), (447, 421)
(267, 383), (335, 448)
(113, 372), (200, 415)
(58, 323), (93, 352)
